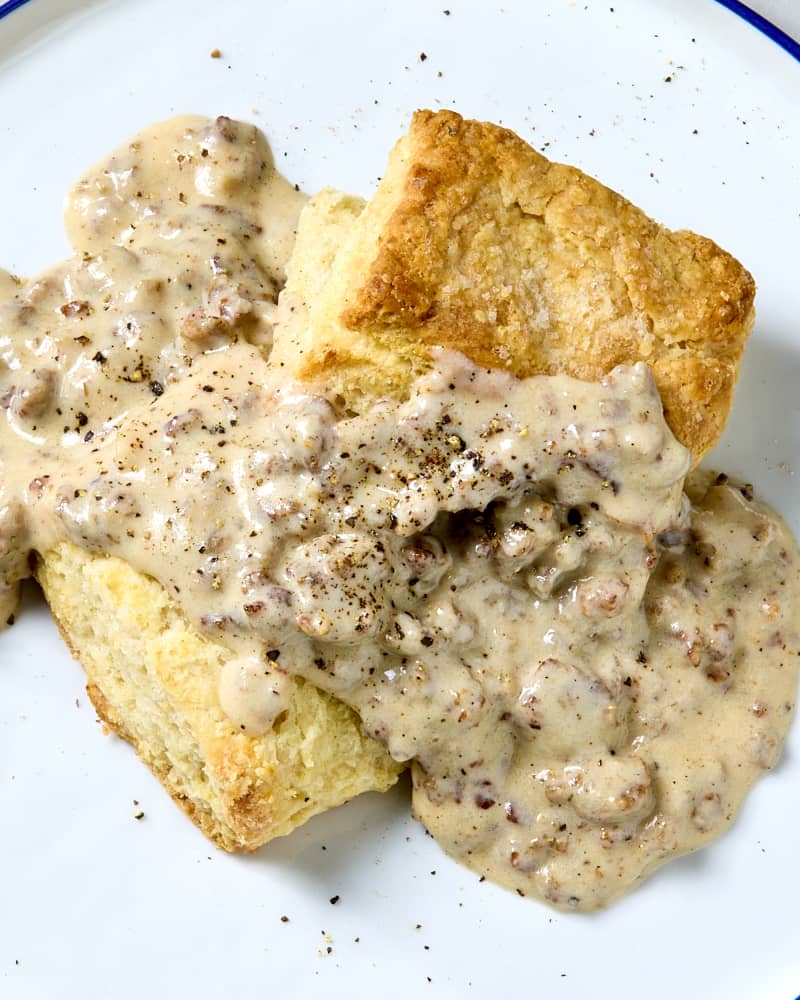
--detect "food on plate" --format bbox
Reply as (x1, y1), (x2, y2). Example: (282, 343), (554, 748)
(0, 111), (796, 909)
(0, 116), (401, 850)
(38, 542), (401, 849)
(273, 109), (755, 463)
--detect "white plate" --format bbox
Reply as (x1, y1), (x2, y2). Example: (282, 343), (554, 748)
(1, 2), (798, 998)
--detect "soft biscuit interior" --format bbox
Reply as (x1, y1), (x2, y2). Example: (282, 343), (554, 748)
(37, 542), (402, 851)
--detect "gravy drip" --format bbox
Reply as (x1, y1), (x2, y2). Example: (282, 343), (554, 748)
(1, 117), (797, 911)
(0, 114), (305, 622)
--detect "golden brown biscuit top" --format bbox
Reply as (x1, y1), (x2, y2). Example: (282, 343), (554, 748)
(278, 109), (755, 462)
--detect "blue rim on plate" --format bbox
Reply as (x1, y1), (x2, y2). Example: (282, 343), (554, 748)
(0, 0), (29, 20)
(713, 0), (800, 59)
(0, 0), (798, 61)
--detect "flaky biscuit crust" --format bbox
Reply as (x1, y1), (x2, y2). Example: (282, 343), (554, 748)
(280, 110), (754, 461)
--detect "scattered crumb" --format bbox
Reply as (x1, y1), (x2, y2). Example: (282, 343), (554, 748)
(210, 48), (222, 59)
(280, 915), (289, 923)
(329, 894), (340, 905)
(133, 810), (145, 820)
(316, 929), (334, 958)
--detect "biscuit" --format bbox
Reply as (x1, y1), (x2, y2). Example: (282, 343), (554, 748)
(37, 543), (402, 851)
(273, 110), (755, 460)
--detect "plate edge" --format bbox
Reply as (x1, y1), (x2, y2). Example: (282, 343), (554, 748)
(0, 0), (33, 20)
(1, 0), (798, 63)
(712, 0), (800, 61)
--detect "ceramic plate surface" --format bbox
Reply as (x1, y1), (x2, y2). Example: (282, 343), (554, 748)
(1, 2), (798, 998)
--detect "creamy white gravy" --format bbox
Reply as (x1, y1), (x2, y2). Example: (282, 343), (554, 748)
(1, 116), (798, 911)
